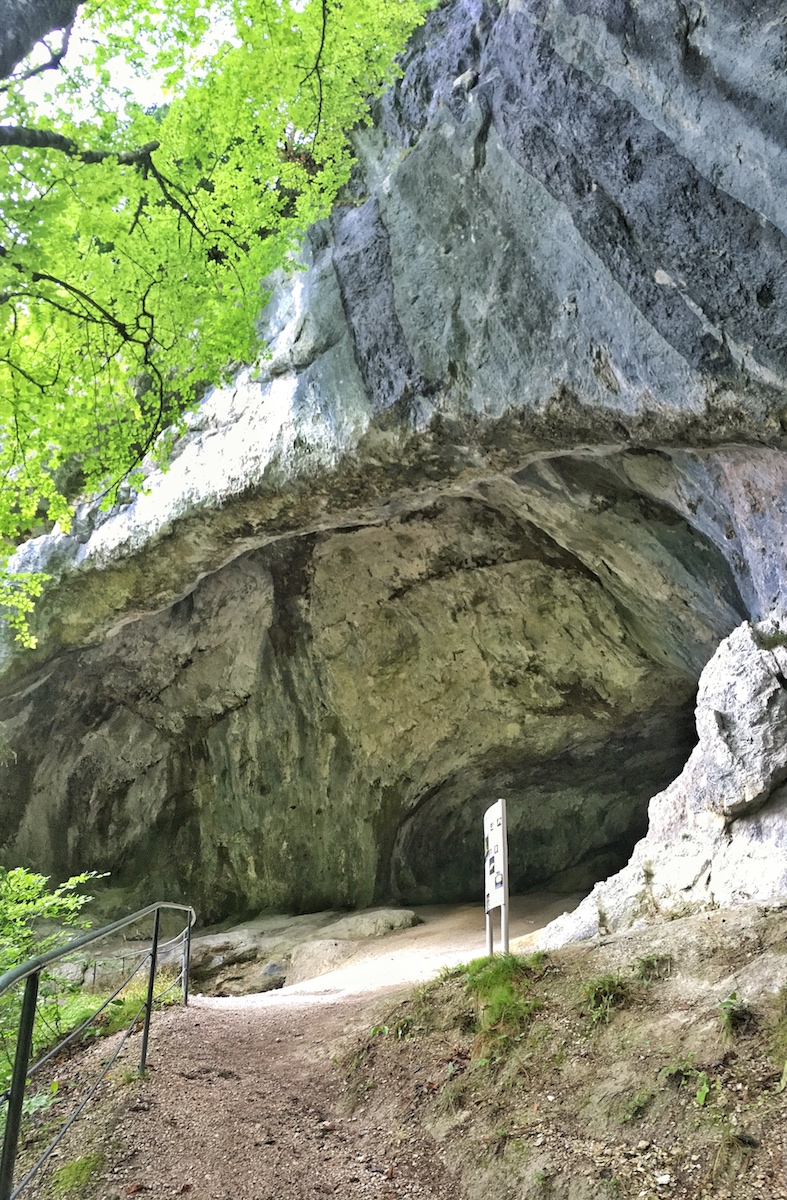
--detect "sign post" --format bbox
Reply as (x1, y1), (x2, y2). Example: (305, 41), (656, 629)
(483, 797), (509, 954)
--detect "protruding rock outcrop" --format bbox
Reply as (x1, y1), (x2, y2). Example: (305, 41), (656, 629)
(539, 619), (787, 946)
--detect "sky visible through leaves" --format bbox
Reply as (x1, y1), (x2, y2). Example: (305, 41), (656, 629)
(0, 0), (435, 644)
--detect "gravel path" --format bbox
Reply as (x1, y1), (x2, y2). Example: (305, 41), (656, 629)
(31, 894), (582, 1199)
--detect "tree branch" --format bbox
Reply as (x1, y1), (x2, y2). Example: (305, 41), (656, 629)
(0, 126), (160, 167)
(29, 271), (131, 337)
(300, 0), (328, 144)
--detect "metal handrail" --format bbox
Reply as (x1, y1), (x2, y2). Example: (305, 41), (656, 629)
(0, 901), (195, 996)
(0, 900), (196, 1200)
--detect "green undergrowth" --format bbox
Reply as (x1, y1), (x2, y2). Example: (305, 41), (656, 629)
(2, 969), (182, 1135)
(581, 972), (632, 1025)
(39, 968), (181, 1055)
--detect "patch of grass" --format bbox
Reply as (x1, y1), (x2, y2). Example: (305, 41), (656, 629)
(437, 1074), (469, 1114)
(463, 951), (547, 996)
(463, 953), (548, 1059)
(342, 1052), (376, 1112)
(51, 1153), (104, 1196)
(408, 976), (476, 1035)
(581, 973), (632, 1025)
(370, 1014), (414, 1040)
(531, 1167), (552, 1192)
(709, 1126), (759, 1188)
(478, 986), (542, 1035)
(437, 963), (465, 982)
(755, 628), (787, 650)
(634, 952), (673, 985)
(767, 986), (787, 1081)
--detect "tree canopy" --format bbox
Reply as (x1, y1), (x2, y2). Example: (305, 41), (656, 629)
(0, 0), (433, 643)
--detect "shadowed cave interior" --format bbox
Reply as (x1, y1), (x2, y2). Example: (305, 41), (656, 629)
(390, 715), (698, 904)
(0, 452), (749, 922)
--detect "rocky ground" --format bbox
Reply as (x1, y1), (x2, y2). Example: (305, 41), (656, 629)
(12, 897), (787, 1200)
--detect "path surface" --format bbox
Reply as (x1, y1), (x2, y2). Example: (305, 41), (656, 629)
(54, 894), (583, 1199)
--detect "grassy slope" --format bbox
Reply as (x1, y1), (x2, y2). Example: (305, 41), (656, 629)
(343, 906), (787, 1200)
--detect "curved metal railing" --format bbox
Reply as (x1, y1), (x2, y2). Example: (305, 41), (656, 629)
(0, 901), (196, 1200)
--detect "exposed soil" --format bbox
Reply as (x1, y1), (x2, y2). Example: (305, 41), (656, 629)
(13, 897), (787, 1200)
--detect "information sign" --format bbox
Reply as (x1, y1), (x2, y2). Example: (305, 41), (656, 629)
(483, 797), (509, 954)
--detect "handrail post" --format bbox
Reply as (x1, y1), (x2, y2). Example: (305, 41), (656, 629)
(139, 908), (160, 1076)
(0, 971), (39, 1200)
(182, 917), (192, 1007)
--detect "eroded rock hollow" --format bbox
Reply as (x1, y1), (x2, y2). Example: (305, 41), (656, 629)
(2, 0), (787, 925)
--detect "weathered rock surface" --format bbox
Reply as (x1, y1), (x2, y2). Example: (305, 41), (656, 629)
(58, 907), (420, 997)
(2, 0), (787, 924)
(538, 618), (787, 947)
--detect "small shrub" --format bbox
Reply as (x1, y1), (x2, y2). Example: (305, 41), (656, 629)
(719, 991), (752, 1040)
(658, 1053), (696, 1086)
(581, 973), (632, 1025)
(658, 1055), (717, 1107)
(620, 1088), (653, 1122)
(634, 953), (673, 985)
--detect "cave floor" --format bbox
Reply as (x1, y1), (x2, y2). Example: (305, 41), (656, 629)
(216, 890), (589, 1006)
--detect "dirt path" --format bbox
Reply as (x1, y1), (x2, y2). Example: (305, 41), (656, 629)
(107, 997), (460, 1199)
(30, 894), (582, 1200)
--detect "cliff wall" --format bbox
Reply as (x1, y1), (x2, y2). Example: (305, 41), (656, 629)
(2, 0), (786, 923)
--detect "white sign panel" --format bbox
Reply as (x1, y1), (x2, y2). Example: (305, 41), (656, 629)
(483, 798), (508, 913)
(483, 797), (509, 953)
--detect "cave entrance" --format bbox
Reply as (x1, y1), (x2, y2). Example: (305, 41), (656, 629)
(389, 710), (696, 905)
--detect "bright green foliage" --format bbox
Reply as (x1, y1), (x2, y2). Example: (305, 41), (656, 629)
(0, 0), (434, 641)
(0, 866), (98, 969)
(0, 866), (99, 1096)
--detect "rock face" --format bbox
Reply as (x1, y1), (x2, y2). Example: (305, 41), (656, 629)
(538, 620), (787, 947)
(2, 0), (787, 924)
